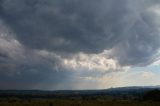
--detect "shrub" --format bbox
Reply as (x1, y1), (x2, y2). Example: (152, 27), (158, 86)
(143, 89), (160, 101)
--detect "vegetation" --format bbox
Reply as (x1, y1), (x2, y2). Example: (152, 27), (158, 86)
(0, 89), (160, 106)
(143, 89), (160, 101)
(0, 98), (160, 106)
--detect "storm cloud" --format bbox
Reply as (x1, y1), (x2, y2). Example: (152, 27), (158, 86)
(0, 0), (160, 89)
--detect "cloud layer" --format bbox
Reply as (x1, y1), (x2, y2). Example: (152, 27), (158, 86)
(0, 0), (160, 89)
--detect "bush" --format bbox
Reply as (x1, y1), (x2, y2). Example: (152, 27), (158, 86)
(143, 89), (160, 101)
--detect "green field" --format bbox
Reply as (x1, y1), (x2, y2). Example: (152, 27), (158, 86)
(0, 99), (160, 106)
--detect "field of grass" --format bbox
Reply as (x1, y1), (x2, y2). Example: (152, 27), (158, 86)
(0, 98), (160, 106)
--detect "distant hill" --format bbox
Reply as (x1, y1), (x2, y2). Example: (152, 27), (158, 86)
(0, 86), (159, 99)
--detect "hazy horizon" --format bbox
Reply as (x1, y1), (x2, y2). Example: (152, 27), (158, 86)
(0, 0), (160, 90)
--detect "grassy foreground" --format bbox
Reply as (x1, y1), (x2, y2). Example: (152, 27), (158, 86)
(0, 99), (160, 106)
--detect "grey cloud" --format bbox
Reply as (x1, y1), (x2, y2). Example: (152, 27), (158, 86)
(0, 0), (160, 89)
(111, 8), (160, 66)
(0, 28), (73, 89)
(0, 47), (74, 89)
(0, 0), (138, 53)
(0, 0), (159, 66)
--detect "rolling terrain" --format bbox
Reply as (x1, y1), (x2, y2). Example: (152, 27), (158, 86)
(0, 86), (160, 106)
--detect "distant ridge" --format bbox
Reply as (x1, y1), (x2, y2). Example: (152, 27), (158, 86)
(0, 86), (159, 99)
(1, 85), (160, 91)
(107, 85), (160, 90)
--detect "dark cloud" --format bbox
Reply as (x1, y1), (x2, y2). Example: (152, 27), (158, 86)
(0, 0), (159, 65)
(0, 29), (73, 89)
(112, 18), (160, 66)
(0, 0), (160, 89)
(0, 41), (74, 89)
(0, 0), (137, 53)
(0, 65), (74, 89)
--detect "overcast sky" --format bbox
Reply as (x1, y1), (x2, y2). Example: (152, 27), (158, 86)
(0, 0), (160, 90)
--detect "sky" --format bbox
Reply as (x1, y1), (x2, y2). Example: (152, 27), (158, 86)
(0, 0), (160, 90)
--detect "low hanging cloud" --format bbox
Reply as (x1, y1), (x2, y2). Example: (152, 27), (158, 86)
(0, 0), (160, 89)
(62, 51), (127, 72)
